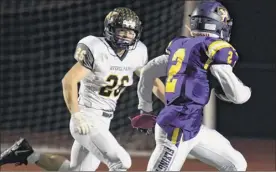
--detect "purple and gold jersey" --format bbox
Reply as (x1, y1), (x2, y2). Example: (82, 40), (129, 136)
(157, 36), (239, 141)
(165, 36), (238, 105)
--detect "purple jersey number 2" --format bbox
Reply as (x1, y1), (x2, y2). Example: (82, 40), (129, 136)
(165, 48), (186, 93)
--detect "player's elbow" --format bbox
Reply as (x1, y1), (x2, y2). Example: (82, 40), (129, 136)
(61, 76), (70, 88)
(232, 86), (251, 104)
(140, 66), (156, 81)
(140, 66), (149, 77)
(61, 74), (77, 90)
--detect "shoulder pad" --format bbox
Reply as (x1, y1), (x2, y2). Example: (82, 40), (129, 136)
(134, 41), (148, 66)
(205, 37), (237, 57)
(78, 35), (103, 51)
(165, 36), (188, 54)
(205, 38), (239, 67)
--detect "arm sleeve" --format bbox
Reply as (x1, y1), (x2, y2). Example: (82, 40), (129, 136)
(143, 47), (149, 66)
(74, 43), (94, 71)
(206, 40), (239, 67)
(210, 64), (251, 104)
(136, 42), (149, 71)
(137, 54), (168, 112)
(212, 47), (238, 67)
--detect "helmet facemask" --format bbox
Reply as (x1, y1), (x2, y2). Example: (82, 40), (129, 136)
(103, 8), (142, 50)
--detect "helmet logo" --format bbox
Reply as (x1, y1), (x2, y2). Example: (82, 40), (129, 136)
(105, 11), (119, 23)
(218, 7), (229, 23)
(123, 20), (136, 29)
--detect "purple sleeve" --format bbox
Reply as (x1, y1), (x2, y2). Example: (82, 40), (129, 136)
(165, 36), (187, 54)
(213, 47), (239, 67)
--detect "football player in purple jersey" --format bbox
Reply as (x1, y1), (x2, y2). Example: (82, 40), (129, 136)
(134, 1), (251, 171)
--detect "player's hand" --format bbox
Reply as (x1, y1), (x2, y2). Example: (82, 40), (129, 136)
(129, 110), (156, 135)
(72, 112), (91, 135)
(137, 127), (155, 135)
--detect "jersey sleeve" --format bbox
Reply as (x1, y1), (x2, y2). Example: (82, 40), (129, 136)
(136, 41), (149, 69)
(206, 40), (239, 67)
(142, 45), (148, 66)
(210, 64), (251, 104)
(165, 36), (187, 54)
(74, 43), (94, 71)
(137, 54), (168, 112)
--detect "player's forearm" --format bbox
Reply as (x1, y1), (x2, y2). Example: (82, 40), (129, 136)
(137, 72), (154, 112)
(210, 64), (251, 104)
(152, 78), (165, 104)
(62, 80), (79, 114)
(137, 54), (168, 111)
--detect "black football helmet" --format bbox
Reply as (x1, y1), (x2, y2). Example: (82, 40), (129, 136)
(190, 1), (233, 42)
(104, 7), (142, 50)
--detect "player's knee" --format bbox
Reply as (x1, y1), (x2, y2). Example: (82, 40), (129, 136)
(108, 147), (131, 170)
(233, 153), (247, 171)
(121, 153), (132, 169)
(118, 147), (132, 169)
(223, 151), (247, 171)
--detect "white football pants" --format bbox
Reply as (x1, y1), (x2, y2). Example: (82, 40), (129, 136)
(69, 106), (131, 171)
(147, 124), (247, 171)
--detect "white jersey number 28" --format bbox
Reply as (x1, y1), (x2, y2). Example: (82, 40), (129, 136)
(99, 75), (129, 98)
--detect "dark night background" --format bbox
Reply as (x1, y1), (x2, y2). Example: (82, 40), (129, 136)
(0, 0), (275, 146)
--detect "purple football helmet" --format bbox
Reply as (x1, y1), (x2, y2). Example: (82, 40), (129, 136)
(190, 1), (233, 42)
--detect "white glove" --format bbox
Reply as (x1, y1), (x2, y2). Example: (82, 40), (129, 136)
(71, 112), (91, 135)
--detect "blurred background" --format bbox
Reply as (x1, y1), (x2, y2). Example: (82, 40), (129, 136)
(0, 0), (275, 171)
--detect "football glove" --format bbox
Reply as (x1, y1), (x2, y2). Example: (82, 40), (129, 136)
(129, 110), (156, 135)
(72, 112), (91, 135)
